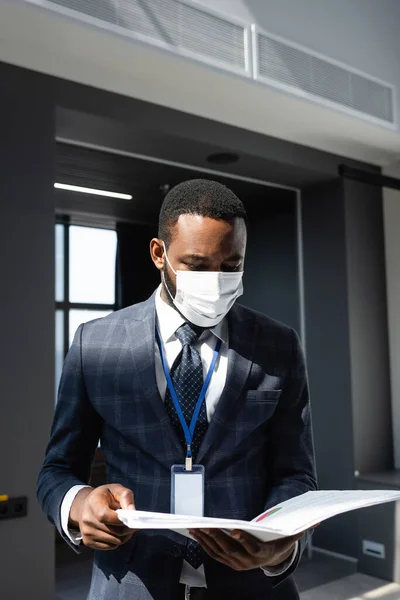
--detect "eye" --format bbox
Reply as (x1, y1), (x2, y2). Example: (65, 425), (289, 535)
(183, 262), (205, 271)
(222, 264), (241, 272)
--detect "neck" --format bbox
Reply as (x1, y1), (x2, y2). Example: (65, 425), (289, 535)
(160, 282), (190, 323)
(161, 281), (175, 308)
(160, 286), (170, 305)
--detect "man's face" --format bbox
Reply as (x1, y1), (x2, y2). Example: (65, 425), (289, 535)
(150, 214), (247, 301)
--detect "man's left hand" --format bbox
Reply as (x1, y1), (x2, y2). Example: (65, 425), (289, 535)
(188, 528), (304, 571)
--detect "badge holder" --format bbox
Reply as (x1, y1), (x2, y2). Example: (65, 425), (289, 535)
(156, 327), (221, 518)
(171, 463), (205, 517)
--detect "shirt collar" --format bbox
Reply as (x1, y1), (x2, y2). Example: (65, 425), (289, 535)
(155, 285), (227, 344)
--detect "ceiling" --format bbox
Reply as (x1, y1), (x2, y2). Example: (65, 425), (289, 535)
(1, 0), (399, 170)
(56, 109), (325, 190)
(55, 142), (296, 226)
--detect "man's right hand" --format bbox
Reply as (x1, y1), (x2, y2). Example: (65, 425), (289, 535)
(69, 484), (137, 550)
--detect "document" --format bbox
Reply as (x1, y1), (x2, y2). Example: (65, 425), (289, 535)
(117, 490), (400, 543)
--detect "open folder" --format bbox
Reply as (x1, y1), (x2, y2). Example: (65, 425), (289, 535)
(117, 490), (400, 543)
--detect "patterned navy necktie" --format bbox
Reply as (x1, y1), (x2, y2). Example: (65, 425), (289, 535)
(164, 322), (207, 569)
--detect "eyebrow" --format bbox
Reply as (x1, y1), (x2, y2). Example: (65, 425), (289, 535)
(181, 253), (243, 262)
(226, 253), (244, 262)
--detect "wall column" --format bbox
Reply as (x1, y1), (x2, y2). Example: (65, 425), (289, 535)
(0, 86), (55, 599)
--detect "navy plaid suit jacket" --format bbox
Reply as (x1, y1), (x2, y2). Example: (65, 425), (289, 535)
(37, 292), (316, 600)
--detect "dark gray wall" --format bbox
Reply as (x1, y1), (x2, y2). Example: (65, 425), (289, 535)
(0, 89), (55, 597)
(302, 179), (357, 557)
(302, 178), (392, 558)
(242, 203), (300, 332)
(344, 180), (393, 474)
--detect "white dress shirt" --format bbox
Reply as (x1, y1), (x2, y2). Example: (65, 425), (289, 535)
(61, 286), (297, 587)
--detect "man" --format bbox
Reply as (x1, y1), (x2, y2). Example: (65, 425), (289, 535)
(38, 179), (317, 600)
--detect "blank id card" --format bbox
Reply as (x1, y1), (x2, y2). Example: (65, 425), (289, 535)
(171, 464), (205, 517)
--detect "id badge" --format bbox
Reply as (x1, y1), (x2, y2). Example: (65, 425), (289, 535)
(171, 464), (205, 516)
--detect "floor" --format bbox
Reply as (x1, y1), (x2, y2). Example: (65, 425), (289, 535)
(56, 543), (400, 600)
(56, 543), (93, 600)
(301, 573), (400, 600)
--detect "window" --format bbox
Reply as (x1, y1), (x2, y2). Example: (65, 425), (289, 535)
(55, 222), (117, 399)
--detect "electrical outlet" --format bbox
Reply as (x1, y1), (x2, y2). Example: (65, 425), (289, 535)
(362, 540), (385, 559)
(0, 497), (28, 520)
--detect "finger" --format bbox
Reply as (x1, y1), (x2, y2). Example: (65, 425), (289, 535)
(117, 532), (136, 545)
(277, 532), (304, 549)
(83, 518), (132, 538)
(109, 485), (135, 510)
(199, 529), (245, 556)
(108, 534), (132, 546)
(196, 531), (245, 570)
(230, 531), (302, 568)
(230, 530), (262, 556)
(93, 503), (124, 526)
(277, 543), (297, 564)
(191, 531), (223, 557)
(264, 539), (300, 568)
(90, 540), (120, 551)
(85, 531), (136, 552)
(87, 489), (125, 526)
(192, 532), (239, 569)
(260, 532), (302, 558)
(193, 530), (231, 555)
(106, 524), (134, 537)
(86, 517), (133, 534)
(83, 530), (124, 548)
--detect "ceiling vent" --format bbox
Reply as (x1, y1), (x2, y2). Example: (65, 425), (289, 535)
(253, 26), (395, 128)
(33, 0), (250, 76)
(24, 2), (396, 128)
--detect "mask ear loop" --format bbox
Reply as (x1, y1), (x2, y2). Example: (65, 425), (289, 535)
(162, 242), (177, 275)
(161, 241), (176, 302)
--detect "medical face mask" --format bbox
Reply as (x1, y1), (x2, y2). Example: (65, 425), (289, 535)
(162, 243), (244, 327)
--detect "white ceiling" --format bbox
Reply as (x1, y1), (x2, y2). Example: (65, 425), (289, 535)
(2, 0), (400, 166)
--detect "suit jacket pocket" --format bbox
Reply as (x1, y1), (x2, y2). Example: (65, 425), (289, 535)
(245, 389), (282, 403)
(231, 390), (282, 448)
(122, 534), (138, 564)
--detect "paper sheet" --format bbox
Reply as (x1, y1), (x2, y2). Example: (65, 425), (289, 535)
(117, 490), (400, 543)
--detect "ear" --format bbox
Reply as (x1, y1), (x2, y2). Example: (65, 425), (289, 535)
(150, 238), (165, 271)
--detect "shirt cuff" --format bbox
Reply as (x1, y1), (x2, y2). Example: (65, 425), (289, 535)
(261, 541), (299, 577)
(60, 484), (92, 545)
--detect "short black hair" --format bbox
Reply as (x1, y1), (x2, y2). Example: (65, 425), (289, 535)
(158, 179), (247, 244)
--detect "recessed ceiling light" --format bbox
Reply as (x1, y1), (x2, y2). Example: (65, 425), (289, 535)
(159, 184), (171, 196)
(206, 152), (240, 165)
(54, 183), (132, 200)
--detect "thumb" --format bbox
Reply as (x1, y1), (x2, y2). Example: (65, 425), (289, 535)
(109, 484), (135, 510)
(291, 531), (305, 543)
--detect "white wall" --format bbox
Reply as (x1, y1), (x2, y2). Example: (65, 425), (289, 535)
(383, 163), (400, 468)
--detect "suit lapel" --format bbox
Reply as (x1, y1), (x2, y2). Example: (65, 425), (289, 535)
(124, 293), (183, 457)
(196, 305), (258, 463)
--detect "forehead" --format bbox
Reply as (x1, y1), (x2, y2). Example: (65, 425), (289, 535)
(169, 214), (246, 252)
